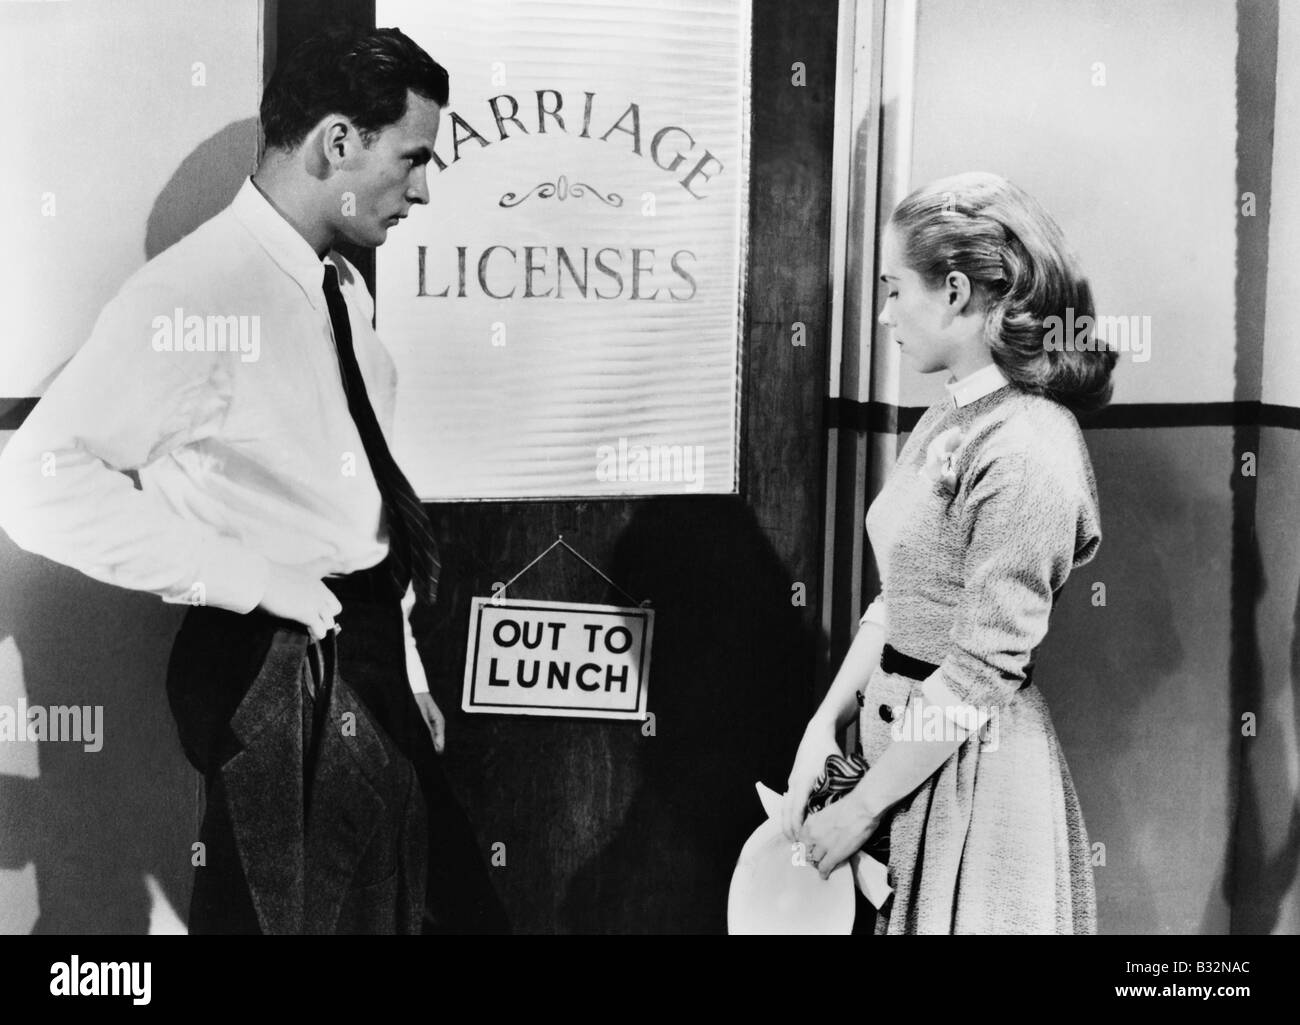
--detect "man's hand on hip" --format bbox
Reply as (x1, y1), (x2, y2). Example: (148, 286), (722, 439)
(257, 563), (342, 641)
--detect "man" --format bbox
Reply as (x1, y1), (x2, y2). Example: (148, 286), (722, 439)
(0, 26), (506, 934)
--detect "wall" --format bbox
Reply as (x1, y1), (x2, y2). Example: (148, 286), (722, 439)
(873, 0), (1297, 933)
(0, 0), (841, 935)
(4, 0), (1294, 936)
(1242, 0), (1300, 935)
(0, 0), (265, 934)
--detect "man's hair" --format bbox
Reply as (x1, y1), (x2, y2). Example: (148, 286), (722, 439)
(260, 26), (449, 152)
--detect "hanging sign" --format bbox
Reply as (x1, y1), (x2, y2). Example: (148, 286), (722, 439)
(462, 597), (653, 720)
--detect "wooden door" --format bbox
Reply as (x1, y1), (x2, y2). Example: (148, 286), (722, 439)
(279, 0), (842, 933)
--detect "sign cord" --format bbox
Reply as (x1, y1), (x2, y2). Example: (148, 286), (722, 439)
(491, 534), (650, 607)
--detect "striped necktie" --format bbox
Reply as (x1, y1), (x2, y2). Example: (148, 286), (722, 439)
(322, 263), (440, 605)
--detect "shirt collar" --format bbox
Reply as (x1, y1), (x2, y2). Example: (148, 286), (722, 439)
(231, 177), (331, 309)
(945, 363), (1010, 408)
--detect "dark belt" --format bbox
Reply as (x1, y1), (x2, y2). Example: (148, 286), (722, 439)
(860, 644), (1033, 720)
(879, 643), (1033, 687)
(880, 643), (938, 681)
(322, 552), (403, 605)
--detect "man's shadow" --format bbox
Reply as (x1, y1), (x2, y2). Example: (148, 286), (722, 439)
(0, 533), (193, 932)
(145, 119), (258, 260)
(556, 497), (820, 933)
(0, 118), (257, 932)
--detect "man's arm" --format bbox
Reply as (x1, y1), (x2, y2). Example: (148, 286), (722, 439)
(0, 280), (270, 612)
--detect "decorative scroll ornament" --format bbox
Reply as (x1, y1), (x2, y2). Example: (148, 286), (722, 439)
(499, 174), (624, 209)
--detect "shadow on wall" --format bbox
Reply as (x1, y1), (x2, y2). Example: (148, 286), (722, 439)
(1227, 550), (1300, 933)
(0, 120), (258, 933)
(0, 532), (191, 933)
(1227, 0), (1292, 936)
(145, 118), (259, 260)
(1038, 427), (1188, 934)
(557, 497), (818, 934)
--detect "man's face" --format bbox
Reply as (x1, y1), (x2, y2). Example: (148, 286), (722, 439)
(331, 90), (441, 247)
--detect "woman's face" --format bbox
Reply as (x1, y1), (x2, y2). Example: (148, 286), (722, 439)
(877, 225), (958, 374)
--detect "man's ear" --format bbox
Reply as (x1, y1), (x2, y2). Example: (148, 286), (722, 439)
(318, 115), (359, 169)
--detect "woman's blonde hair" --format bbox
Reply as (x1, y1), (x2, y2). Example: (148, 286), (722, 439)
(890, 172), (1115, 412)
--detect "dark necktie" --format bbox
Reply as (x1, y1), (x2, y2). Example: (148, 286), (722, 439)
(322, 263), (440, 605)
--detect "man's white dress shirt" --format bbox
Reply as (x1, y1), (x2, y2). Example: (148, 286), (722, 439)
(0, 178), (431, 693)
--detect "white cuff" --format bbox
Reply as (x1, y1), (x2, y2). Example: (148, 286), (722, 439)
(401, 582), (430, 694)
(920, 670), (991, 734)
(176, 539), (270, 615)
(858, 596), (887, 632)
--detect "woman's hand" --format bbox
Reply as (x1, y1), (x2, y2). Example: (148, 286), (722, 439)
(798, 785), (883, 880)
(780, 721), (842, 842)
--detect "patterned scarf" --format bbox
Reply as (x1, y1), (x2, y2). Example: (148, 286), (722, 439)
(806, 752), (892, 862)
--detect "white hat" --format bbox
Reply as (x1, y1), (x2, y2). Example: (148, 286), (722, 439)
(727, 788), (855, 935)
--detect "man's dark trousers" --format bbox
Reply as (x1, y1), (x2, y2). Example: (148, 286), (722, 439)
(164, 556), (509, 934)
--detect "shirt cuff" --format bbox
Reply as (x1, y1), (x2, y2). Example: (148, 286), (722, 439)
(183, 539), (271, 615)
(858, 596), (887, 632)
(401, 582), (430, 694)
(920, 669), (991, 734)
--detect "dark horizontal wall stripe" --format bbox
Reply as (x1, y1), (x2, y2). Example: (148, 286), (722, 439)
(4, 396), (1300, 435)
(823, 396), (918, 434)
(1081, 402), (1259, 429)
(1258, 403), (1300, 430)
(824, 397), (1300, 434)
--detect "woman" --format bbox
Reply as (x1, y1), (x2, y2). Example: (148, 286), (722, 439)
(782, 172), (1115, 934)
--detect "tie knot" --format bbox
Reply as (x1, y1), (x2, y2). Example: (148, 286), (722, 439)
(322, 263), (340, 295)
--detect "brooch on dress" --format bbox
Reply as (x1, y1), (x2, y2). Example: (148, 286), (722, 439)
(919, 427), (965, 494)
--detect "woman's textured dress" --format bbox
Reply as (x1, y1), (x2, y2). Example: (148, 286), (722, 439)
(858, 376), (1100, 934)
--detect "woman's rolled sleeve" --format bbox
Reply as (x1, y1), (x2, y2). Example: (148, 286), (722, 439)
(928, 445), (1079, 718)
(858, 593), (888, 633)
